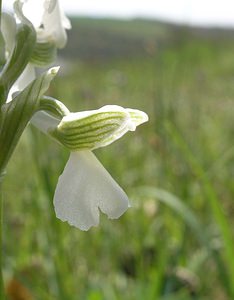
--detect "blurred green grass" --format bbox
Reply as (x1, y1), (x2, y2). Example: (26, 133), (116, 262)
(3, 18), (234, 299)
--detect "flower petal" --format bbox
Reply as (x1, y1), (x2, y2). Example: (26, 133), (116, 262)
(52, 105), (131, 150)
(20, 0), (70, 48)
(51, 105), (149, 151)
(21, 0), (45, 28)
(39, 0), (71, 48)
(54, 151), (129, 230)
(126, 108), (149, 127)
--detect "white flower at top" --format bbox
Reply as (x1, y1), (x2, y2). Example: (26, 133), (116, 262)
(32, 105), (148, 230)
(3, 0), (70, 101)
(15, 0), (71, 48)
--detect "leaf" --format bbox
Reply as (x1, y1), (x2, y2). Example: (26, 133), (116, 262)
(134, 186), (209, 248)
(0, 67), (59, 171)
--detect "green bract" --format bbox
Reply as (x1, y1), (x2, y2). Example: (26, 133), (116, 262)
(0, 32), (5, 68)
(0, 67), (59, 171)
(1, 13), (17, 60)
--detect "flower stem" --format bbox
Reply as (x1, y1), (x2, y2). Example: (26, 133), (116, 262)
(0, 0), (2, 26)
(0, 171), (5, 299)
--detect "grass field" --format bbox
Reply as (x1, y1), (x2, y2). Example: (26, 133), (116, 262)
(3, 18), (234, 299)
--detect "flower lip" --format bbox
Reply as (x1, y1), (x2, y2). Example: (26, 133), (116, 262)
(54, 151), (129, 230)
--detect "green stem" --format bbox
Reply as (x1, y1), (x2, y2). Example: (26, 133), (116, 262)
(0, 170), (5, 300)
(0, 0), (2, 26)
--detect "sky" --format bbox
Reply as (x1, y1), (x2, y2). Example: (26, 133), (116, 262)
(3, 0), (234, 28)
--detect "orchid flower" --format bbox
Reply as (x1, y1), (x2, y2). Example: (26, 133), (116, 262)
(17, 0), (71, 48)
(32, 105), (148, 230)
(4, 0), (70, 101)
(1, 0), (149, 231)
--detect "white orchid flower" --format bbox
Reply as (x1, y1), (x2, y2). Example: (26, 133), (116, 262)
(3, 1), (70, 101)
(32, 105), (148, 230)
(1, 0), (148, 231)
(15, 0), (71, 48)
